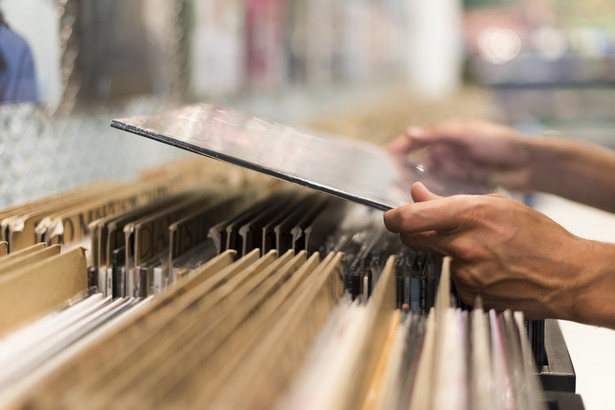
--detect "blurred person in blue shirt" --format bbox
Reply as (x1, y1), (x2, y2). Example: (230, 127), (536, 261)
(0, 10), (38, 104)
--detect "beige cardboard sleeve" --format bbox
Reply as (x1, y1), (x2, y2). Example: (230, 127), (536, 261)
(0, 247), (88, 336)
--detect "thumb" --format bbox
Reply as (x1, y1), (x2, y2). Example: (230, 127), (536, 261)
(411, 182), (442, 203)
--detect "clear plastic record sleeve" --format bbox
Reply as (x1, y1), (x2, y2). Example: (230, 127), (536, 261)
(112, 104), (489, 211)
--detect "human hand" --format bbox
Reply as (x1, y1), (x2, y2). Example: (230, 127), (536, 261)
(386, 120), (534, 191)
(383, 182), (594, 321)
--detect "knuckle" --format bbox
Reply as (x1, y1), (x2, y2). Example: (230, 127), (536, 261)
(452, 264), (485, 291)
(448, 238), (480, 261)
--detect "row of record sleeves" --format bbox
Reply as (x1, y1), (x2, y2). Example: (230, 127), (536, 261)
(0, 156), (583, 409)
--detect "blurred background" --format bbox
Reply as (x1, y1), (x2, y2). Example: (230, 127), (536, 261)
(1, 2), (614, 407)
(2, 0), (614, 206)
(2, 0), (615, 205)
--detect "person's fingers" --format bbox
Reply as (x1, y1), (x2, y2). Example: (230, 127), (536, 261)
(387, 121), (492, 157)
(402, 126), (438, 150)
(403, 126), (466, 151)
(399, 231), (461, 256)
(386, 126), (435, 153)
(426, 119), (505, 139)
(400, 229), (483, 261)
(426, 154), (473, 180)
(407, 122), (471, 147)
(410, 182), (442, 202)
(405, 119), (518, 152)
(384, 133), (413, 154)
(398, 231), (438, 252)
(405, 126), (425, 140)
(383, 197), (463, 234)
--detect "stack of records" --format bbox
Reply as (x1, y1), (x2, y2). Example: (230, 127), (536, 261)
(0, 176), (550, 409)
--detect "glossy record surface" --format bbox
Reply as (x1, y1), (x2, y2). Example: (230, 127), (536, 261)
(111, 104), (485, 211)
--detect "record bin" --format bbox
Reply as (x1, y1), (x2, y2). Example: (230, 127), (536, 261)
(540, 319), (576, 393)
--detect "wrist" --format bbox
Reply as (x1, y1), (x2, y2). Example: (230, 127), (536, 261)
(567, 240), (615, 328)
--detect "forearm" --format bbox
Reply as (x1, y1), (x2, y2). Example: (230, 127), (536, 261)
(525, 137), (615, 213)
(566, 240), (615, 329)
